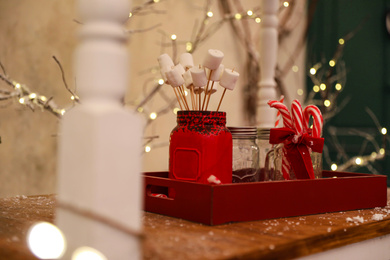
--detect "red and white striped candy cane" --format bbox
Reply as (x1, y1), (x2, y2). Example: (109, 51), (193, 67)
(268, 100), (293, 180)
(274, 96), (285, 127)
(291, 99), (303, 135)
(303, 105), (323, 138)
(268, 100), (293, 129)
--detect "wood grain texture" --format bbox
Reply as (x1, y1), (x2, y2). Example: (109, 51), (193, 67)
(0, 192), (389, 259)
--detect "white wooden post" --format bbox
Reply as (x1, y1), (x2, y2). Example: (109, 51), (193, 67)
(257, 0), (278, 128)
(56, 0), (143, 259)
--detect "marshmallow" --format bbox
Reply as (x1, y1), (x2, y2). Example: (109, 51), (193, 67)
(175, 64), (186, 76)
(203, 49), (224, 70)
(206, 64), (224, 81)
(165, 66), (185, 87)
(183, 70), (193, 88)
(190, 67), (207, 88)
(158, 54), (174, 82)
(158, 53), (174, 69)
(220, 69), (239, 90)
(179, 53), (194, 70)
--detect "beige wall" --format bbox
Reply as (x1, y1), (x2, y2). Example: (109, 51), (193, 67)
(0, 0), (305, 197)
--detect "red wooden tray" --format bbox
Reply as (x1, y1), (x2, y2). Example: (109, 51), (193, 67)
(143, 171), (388, 225)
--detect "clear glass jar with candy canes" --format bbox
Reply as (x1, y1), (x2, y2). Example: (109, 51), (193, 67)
(265, 100), (324, 180)
(228, 126), (262, 183)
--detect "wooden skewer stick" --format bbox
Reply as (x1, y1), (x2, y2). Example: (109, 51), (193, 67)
(201, 70), (213, 111)
(179, 86), (190, 110)
(198, 91), (201, 111)
(205, 81), (215, 111)
(172, 87), (183, 110)
(190, 86), (195, 110)
(216, 88), (227, 112)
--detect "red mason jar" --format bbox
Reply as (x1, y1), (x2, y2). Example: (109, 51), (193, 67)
(169, 111), (232, 184)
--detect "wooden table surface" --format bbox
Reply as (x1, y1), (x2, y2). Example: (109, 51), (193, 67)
(0, 192), (389, 260)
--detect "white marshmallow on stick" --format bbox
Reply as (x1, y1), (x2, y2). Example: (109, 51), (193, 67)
(203, 49), (224, 70)
(205, 64), (224, 110)
(165, 67), (185, 87)
(165, 67), (189, 110)
(158, 53), (174, 82)
(217, 68), (239, 111)
(175, 63), (186, 76)
(220, 68), (239, 90)
(190, 67), (207, 88)
(183, 70), (193, 88)
(180, 53), (194, 70)
(206, 64), (224, 81)
(202, 50), (223, 110)
(190, 67), (207, 110)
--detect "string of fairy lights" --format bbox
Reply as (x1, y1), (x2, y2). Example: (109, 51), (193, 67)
(306, 35), (388, 173)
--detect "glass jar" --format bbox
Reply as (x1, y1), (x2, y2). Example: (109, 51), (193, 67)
(169, 111), (232, 184)
(228, 127), (261, 183)
(257, 128), (272, 181)
(265, 144), (322, 180)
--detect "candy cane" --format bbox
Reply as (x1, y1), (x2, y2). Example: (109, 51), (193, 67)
(268, 100), (293, 129)
(274, 96), (285, 127)
(291, 99), (303, 135)
(303, 105), (323, 138)
(281, 148), (291, 180)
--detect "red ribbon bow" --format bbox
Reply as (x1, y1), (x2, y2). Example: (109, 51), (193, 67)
(269, 127), (324, 179)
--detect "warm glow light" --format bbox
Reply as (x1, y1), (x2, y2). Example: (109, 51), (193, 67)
(128, 13), (132, 18)
(207, 11), (213, 17)
(309, 68), (316, 75)
(320, 83), (326, 91)
(355, 157), (362, 165)
(158, 79), (164, 85)
(381, 127), (387, 135)
(247, 10), (253, 16)
(173, 107), (180, 114)
(150, 112), (157, 120)
(19, 97), (25, 104)
(283, 2), (289, 7)
(71, 95), (75, 100)
(380, 148), (385, 155)
(329, 60), (336, 67)
(40, 96), (47, 102)
(371, 152), (377, 158)
(255, 17), (261, 23)
(313, 85), (320, 92)
(339, 38), (345, 45)
(145, 146), (151, 153)
(29, 93), (37, 99)
(324, 100), (331, 107)
(60, 109), (66, 116)
(235, 13), (242, 20)
(292, 65), (299, 72)
(297, 89), (303, 96)
(184, 90), (188, 96)
(331, 164), (338, 171)
(186, 42), (193, 52)
(15, 83), (21, 89)
(137, 107), (143, 113)
(171, 34), (177, 40)
(153, 0), (160, 3)
(335, 83), (342, 91)
(72, 247), (107, 260)
(27, 222), (66, 259)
